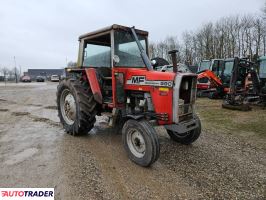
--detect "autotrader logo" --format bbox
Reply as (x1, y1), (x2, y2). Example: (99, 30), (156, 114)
(0, 188), (54, 199)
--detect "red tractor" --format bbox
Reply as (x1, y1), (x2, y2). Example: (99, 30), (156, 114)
(57, 25), (201, 167)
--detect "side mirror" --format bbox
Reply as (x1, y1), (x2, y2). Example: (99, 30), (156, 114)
(113, 55), (120, 64)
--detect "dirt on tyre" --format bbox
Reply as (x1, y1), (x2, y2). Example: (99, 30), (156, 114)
(57, 79), (97, 136)
(167, 115), (201, 145)
(122, 119), (160, 167)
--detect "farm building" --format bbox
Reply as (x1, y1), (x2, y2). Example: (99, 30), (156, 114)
(27, 69), (64, 80)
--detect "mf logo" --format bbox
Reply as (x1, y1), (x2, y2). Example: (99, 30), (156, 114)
(131, 76), (145, 84)
(126, 75), (173, 87)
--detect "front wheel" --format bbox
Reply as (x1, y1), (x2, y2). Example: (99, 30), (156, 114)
(167, 116), (201, 145)
(122, 119), (160, 167)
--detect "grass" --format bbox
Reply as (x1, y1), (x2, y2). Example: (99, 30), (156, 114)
(196, 98), (266, 137)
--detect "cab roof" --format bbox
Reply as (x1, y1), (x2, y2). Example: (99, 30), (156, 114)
(79, 24), (149, 40)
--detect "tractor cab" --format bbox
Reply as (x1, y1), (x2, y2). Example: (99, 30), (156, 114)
(221, 58), (234, 87)
(198, 60), (211, 72)
(196, 59), (224, 97)
(258, 56), (266, 86)
(198, 59), (224, 75)
(76, 24), (149, 104)
(79, 25), (149, 69)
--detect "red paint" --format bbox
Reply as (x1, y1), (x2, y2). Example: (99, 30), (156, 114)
(85, 68), (102, 104)
(114, 67), (175, 125)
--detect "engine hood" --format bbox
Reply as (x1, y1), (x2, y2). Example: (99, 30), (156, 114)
(125, 68), (176, 88)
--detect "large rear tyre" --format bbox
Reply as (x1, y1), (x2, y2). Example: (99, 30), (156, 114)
(57, 79), (97, 136)
(122, 119), (160, 167)
(167, 116), (201, 145)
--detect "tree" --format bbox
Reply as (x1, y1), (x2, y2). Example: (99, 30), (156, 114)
(149, 8), (266, 65)
(67, 61), (77, 68)
(263, 1), (266, 19)
(262, 0), (266, 55)
(0, 67), (10, 83)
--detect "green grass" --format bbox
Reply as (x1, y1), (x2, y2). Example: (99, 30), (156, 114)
(196, 98), (266, 137)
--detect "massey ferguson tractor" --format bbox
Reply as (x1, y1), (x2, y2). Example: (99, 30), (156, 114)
(57, 24), (201, 167)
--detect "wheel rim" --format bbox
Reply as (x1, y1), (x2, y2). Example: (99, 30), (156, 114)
(173, 131), (190, 138)
(127, 128), (146, 158)
(60, 89), (76, 125)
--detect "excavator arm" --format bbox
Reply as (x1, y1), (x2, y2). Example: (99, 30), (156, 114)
(197, 69), (223, 87)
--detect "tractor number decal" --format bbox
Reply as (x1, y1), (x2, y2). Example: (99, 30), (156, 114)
(126, 76), (173, 87)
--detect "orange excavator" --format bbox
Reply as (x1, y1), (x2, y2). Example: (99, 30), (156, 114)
(197, 69), (229, 98)
(197, 58), (234, 98)
(222, 57), (266, 110)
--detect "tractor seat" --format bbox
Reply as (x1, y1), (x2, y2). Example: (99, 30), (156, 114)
(102, 76), (112, 80)
(96, 67), (112, 80)
(96, 67), (112, 102)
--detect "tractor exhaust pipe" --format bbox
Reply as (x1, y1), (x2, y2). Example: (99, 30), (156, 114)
(168, 50), (178, 73)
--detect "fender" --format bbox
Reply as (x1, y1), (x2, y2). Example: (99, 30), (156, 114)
(85, 68), (102, 104)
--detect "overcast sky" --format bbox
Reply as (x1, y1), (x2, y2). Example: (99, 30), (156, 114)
(0, 0), (264, 71)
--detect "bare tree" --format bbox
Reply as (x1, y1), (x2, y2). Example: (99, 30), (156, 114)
(0, 67), (10, 83)
(67, 61), (77, 68)
(149, 36), (181, 63)
(262, 0), (266, 55)
(150, 8), (266, 65)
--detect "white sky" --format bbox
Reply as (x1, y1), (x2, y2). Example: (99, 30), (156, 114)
(0, 0), (264, 72)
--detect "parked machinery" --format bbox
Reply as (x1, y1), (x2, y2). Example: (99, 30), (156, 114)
(222, 57), (266, 110)
(196, 59), (232, 98)
(57, 25), (201, 167)
(258, 56), (266, 87)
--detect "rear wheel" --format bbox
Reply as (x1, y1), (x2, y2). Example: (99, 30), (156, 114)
(122, 119), (160, 167)
(57, 79), (97, 136)
(167, 116), (201, 145)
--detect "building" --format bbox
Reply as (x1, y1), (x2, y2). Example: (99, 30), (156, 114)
(27, 69), (64, 80)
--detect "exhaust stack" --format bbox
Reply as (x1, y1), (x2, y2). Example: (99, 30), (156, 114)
(168, 50), (178, 73)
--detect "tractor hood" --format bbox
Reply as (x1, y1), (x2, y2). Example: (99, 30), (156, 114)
(125, 68), (185, 88)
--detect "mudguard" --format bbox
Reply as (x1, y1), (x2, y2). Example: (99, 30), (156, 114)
(85, 68), (102, 104)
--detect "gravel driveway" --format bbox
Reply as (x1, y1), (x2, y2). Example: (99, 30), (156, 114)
(0, 82), (265, 199)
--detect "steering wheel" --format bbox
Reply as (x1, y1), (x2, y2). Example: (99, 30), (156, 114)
(160, 65), (168, 72)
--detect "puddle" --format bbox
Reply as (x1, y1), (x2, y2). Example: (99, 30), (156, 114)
(29, 115), (61, 127)
(27, 104), (42, 107)
(33, 117), (49, 123)
(11, 112), (30, 116)
(12, 112), (29, 116)
(44, 105), (57, 110)
(4, 148), (38, 165)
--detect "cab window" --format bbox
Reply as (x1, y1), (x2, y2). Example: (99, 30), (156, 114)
(83, 33), (111, 67)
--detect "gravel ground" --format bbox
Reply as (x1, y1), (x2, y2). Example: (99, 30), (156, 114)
(0, 82), (265, 199)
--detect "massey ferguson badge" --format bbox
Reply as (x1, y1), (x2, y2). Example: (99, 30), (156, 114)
(126, 76), (173, 87)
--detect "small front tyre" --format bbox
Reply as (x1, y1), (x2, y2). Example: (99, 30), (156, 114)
(122, 119), (160, 167)
(167, 116), (201, 145)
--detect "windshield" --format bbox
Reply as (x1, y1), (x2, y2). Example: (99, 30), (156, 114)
(212, 60), (224, 76)
(199, 61), (211, 71)
(156, 63), (191, 73)
(114, 31), (147, 67)
(224, 61), (234, 76)
(259, 60), (266, 78)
